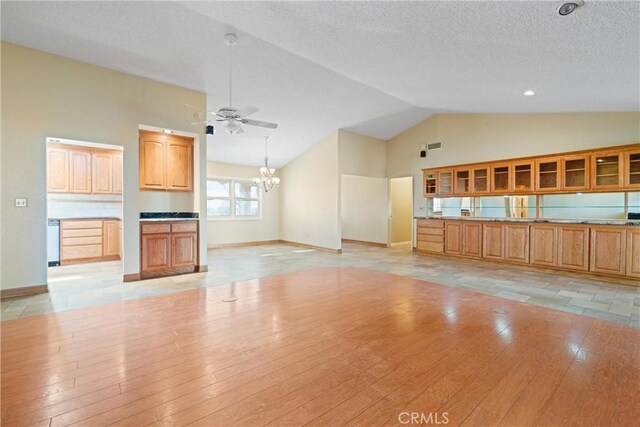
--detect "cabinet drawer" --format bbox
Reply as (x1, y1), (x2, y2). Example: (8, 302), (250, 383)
(141, 223), (171, 234)
(62, 228), (102, 238)
(172, 221), (197, 233)
(62, 220), (103, 229)
(417, 241), (444, 253)
(417, 220), (444, 228)
(417, 227), (445, 236)
(62, 236), (102, 246)
(62, 244), (103, 260)
(417, 234), (444, 243)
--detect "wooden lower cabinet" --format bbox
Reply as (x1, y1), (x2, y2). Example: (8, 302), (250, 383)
(504, 224), (529, 264)
(530, 224), (558, 266)
(416, 220), (444, 253)
(140, 220), (198, 279)
(462, 223), (482, 257)
(483, 223), (504, 260)
(626, 228), (640, 278)
(445, 222), (462, 254)
(590, 227), (626, 276)
(557, 225), (590, 272)
(60, 218), (121, 264)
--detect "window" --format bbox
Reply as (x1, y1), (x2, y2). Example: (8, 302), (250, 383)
(207, 178), (261, 219)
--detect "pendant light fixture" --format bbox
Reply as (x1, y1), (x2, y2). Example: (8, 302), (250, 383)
(252, 137), (280, 192)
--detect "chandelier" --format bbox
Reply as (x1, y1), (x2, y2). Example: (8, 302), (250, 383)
(252, 136), (280, 192)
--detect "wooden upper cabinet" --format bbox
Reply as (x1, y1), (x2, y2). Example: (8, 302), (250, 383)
(562, 154), (589, 191)
(47, 146), (69, 193)
(472, 167), (490, 194)
(511, 161), (533, 193)
(437, 170), (454, 196)
(424, 171), (437, 196)
(623, 149), (640, 190)
(535, 157), (561, 192)
(454, 169), (471, 195)
(591, 150), (623, 190)
(69, 150), (92, 193)
(491, 163), (511, 193)
(92, 152), (114, 194)
(166, 138), (193, 192)
(112, 155), (123, 194)
(139, 131), (193, 192)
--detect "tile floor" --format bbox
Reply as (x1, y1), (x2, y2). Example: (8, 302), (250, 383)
(1, 243), (639, 326)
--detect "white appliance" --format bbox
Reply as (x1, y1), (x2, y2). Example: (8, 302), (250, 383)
(47, 219), (60, 266)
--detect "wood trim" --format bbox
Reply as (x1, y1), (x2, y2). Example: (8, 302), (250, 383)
(196, 265), (208, 273)
(341, 239), (387, 248)
(123, 273), (141, 282)
(1, 284), (48, 299)
(279, 240), (343, 254)
(208, 240), (284, 249)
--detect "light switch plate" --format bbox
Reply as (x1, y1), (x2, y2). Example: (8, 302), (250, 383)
(15, 198), (27, 207)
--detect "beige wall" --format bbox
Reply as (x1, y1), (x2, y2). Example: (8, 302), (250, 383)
(389, 177), (413, 243)
(338, 129), (387, 178)
(279, 131), (340, 250)
(387, 112), (640, 216)
(1, 42), (207, 290)
(341, 175), (388, 244)
(206, 162), (280, 246)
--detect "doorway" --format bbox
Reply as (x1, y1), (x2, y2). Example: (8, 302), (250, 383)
(389, 176), (414, 250)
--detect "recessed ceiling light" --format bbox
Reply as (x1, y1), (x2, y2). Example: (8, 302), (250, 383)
(597, 158), (604, 163)
(523, 90), (536, 96)
(557, 1), (584, 16)
(163, 129), (173, 134)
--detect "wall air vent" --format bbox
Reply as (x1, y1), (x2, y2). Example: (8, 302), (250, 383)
(427, 142), (442, 150)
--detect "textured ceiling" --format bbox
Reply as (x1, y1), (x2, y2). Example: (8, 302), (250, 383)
(2, 1), (638, 167)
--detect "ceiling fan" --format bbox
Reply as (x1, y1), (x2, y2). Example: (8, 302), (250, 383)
(190, 33), (278, 135)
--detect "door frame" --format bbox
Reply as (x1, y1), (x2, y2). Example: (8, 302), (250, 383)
(388, 175), (415, 248)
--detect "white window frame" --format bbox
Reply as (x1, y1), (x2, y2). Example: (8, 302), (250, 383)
(207, 177), (263, 221)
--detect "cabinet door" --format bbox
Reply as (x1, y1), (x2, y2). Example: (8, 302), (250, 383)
(491, 164), (511, 194)
(504, 224), (530, 264)
(47, 146), (69, 193)
(591, 151), (623, 190)
(445, 222), (462, 254)
(535, 158), (561, 192)
(483, 223), (504, 260)
(69, 150), (92, 193)
(462, 223), (482, 258)
(139, 134), (166, 190)
(166, 138), (193, 192)
(141, 234), (171, 272)
(624, 149), (640, 190)
(562, 155), (590, 191)
(112, 155), (123, 194)
(437, 170), (453, 196)
(472, 167), (490, 194)
(590, 227), (626, 276)
(103, 220), (120, 258)
(92, 152), (113, 194)
(171, 232), (197, 268)
(512, 161), (533, 193)
(454, 169), (471, 194)
(626, 228), (640, 278)
(424, 171), (437, 196)
(557, 225), (589, 271)
(530, 224), (557, 267)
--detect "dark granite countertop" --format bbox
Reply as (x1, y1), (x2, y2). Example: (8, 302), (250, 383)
(414, 216), (640, 226)
(139, 218), (199, 222)
(50, 217), (121, 220)
(139, 212), (199, 222)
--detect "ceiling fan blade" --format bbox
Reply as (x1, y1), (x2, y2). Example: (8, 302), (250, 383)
(236, 105), (259, 118)
(241, 118), (278, 129)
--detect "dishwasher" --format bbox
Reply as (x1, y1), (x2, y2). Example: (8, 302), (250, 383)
(47, 219), (60, 266)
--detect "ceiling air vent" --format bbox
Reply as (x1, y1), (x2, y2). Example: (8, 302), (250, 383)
(427, 142), (442, 150)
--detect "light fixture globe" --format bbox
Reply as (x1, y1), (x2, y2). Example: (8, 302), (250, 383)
(253, 137), (280, 193)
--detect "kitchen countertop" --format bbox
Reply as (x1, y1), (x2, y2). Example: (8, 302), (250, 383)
(50, 217), (122, 220)
(415, 216), (640, 226)
(139, 218), (199, 222)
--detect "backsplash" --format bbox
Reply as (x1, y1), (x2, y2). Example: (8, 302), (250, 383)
(48, 194), (122, 219)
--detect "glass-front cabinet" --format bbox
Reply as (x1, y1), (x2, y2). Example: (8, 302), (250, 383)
(424, 171), (437, 196)
(624, 149), (640, 189)
(592, 151), (622, 190)
(491, 163), (511, 193)
(535, 158), (561, 192)
(512, 161), (533, 193)
(437, 170), (453, 195)
(472, 167), (490, 194)
(454, 169), (471, 194)
(562, 154), (589, 191)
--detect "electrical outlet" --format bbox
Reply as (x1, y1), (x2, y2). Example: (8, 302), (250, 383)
(15, 198), (27, 207)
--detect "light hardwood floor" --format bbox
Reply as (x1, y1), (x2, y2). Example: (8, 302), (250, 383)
(1, 268), (638, 426)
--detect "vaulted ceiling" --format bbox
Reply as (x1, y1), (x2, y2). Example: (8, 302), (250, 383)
(2, 1), (638, 167)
